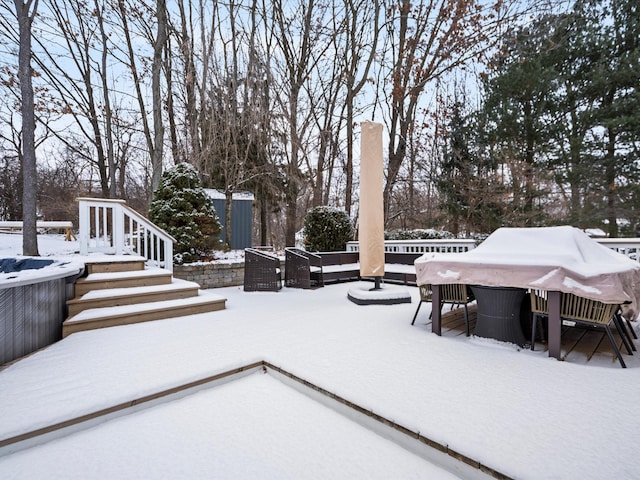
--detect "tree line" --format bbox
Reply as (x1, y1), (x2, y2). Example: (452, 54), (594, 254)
(439, 0), (640, 238)
(1, 0), (638, 255)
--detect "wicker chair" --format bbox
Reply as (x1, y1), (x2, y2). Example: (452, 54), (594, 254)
(529, 289), (633, 368)
(285, 248), (324, 289)
(411, 284), (475, 336)
(243, 248), (282, 292)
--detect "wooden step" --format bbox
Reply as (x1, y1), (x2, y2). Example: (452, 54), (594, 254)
(84, 257), (147, 275)
(67, 278), (201, 317)
(62, 293), (227, 337)
(74, 269), (172, 296)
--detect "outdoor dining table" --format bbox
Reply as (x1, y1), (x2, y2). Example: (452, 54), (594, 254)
(469, 285), (527, 346)
(430, 285), (562, 356)
(417, 226), (640, 361)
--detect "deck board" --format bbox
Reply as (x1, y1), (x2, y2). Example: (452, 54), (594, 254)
(423, 305), (636, 367)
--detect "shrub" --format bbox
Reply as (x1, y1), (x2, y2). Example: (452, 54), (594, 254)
(384, 228), (455, 240)
(148, 163), (222, 263)
(303, 206), (354, 252)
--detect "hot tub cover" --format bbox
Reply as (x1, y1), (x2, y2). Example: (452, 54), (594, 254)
(0, 257), (84, 287)
(415, 226), (640, 311)
(0, 258), (54, 273)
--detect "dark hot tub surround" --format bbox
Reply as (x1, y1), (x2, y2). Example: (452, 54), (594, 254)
(1, 258), (84, 366)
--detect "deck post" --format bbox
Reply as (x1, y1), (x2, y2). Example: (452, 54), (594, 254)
(548, 291), (561, 360)
(78, 199), (90, 255)
(432, 284), (442, 336)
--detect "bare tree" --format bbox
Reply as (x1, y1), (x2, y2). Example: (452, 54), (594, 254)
(340, 0), (380, 214)
(150, 0), (167, 192)
(34, 0), (117, 197)
(381, 0), (510, 224)
(14, 0), (39, 255)
(268, 0), (329, 246)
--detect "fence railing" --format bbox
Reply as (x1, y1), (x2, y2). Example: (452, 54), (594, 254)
(596, 238), (640, 261)
(346, 238), (640, 262)
(346, 239), (478, 254)
(77, 198), (176, 271)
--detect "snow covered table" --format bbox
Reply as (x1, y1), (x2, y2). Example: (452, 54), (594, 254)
(415, 226), (640, 359)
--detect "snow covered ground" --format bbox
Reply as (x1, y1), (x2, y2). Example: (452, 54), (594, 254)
(1, 234), (639, 479)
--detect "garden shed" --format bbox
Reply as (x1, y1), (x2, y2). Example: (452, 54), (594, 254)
(205, 189), (254, 250)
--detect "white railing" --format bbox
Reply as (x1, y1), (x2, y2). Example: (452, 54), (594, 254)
(346, 239), (478, 254)
(346, 238), (640, 262)
(596, 238), (640, 261)
(77, 198), (176, 271)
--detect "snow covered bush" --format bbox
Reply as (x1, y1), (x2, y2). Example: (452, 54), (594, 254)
(148, 163), (222, 263)
(303, 206), (354, 252)
(385, 228), (455, 240)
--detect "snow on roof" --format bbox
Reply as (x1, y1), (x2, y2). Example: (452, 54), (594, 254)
(204, 189), (255, 201)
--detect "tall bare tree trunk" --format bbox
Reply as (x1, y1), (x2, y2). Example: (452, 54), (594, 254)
(605, 127), (618, 238)
(343, 0), (380, 215)
(151, 0), (167, 192)
(177, 1), (201, 168)
(14, 0), (39, 256)
(95, 0), (116, 198)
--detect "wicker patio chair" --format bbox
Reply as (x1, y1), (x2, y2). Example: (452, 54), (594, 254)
(243, 248), (282, 292)
(529, 289), (632, 368)
(411, 284), (475, 336)
(285, 247), (324, 289)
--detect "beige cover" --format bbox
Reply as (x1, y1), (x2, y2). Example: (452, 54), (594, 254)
(414, 226), (640, 317)
(359, 121), (385, 278)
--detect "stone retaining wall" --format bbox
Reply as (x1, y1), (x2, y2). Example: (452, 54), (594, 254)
(174, 261), (245, 289)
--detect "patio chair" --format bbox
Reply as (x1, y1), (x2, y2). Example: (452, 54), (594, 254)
(411, 284), (475, 336)
(616, 305), (638, 347)
(285, 247), (324, 289)
(243, 248), (282, 292)
(529, 289), (632, 368)
(530, 290), (549, 350)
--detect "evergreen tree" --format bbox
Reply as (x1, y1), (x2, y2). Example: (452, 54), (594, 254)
(582, 0), (640, 236)
(480, 0), (640, 232)
(438, 101), (506, 235)
(148, 163), (222, 263)
(438, 103), (471, 236)
(481, 16), (557, 226)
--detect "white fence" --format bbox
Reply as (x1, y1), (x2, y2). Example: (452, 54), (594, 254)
(346, 238), (640, 261)
(596, 238), (640, 261)
(77, 198), (176, 271)
(346, 239), (477, 254)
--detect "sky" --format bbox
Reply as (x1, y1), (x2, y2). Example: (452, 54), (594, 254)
(1, 233), (639, 479)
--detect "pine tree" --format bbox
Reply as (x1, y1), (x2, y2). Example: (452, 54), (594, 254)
(148, 163), (222, 263)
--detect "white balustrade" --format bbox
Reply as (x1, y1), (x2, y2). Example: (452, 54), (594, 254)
(596, 238), (640, 261)
(346, 238), (640, 262)
(346, 239), (477, 254)
(77, 198), (176, 271)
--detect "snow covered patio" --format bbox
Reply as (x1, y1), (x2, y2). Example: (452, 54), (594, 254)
(0, 282), (639, 478)
(0, 234), (639, 479)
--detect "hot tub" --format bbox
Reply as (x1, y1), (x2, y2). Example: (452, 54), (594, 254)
(1, 258), (84, 366)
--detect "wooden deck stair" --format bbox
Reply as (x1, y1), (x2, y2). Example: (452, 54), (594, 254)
(63, 259), (226, 337)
